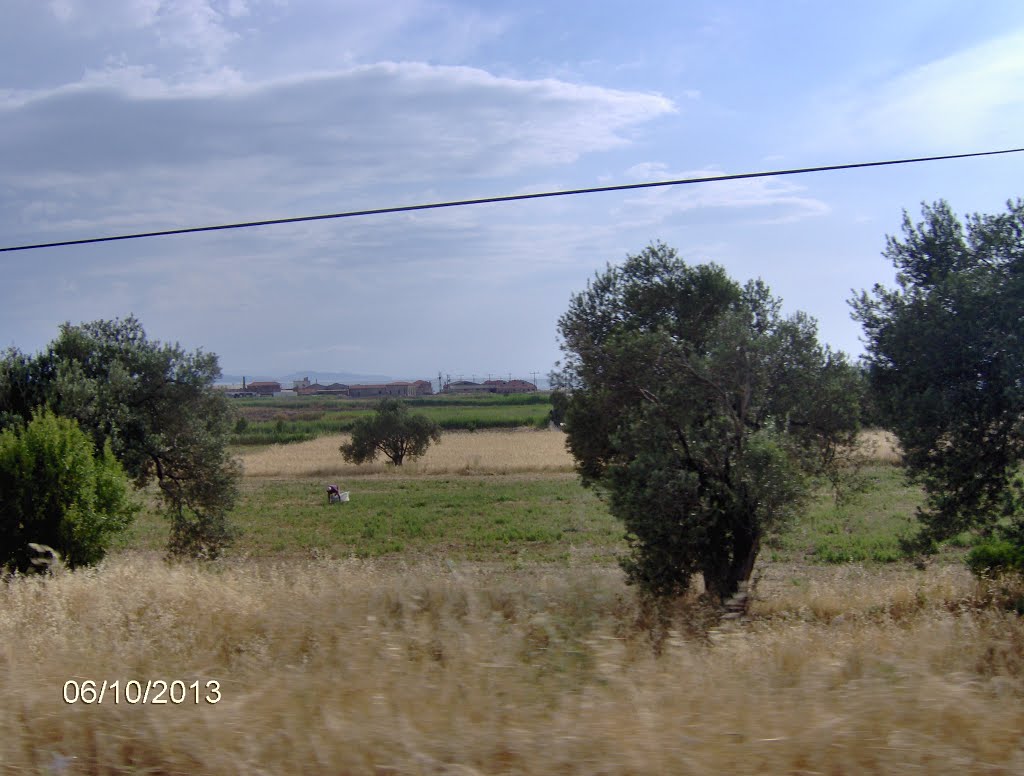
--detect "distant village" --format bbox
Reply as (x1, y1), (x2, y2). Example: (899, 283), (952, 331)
(217, 376), (539, 399)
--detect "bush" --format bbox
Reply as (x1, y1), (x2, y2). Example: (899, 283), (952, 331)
(967, 539), (1024, 577)
(0, 410), (138, 571)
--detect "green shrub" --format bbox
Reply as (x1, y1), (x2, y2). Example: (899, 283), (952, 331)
(967, 539), (1024, 577)
(0, 410), (138, 571)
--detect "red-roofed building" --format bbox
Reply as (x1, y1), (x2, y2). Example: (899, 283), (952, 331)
(248, 381), (281, 396)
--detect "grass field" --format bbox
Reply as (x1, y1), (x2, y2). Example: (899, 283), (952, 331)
(116, 474), (622, 563)
(7, 427), (1024, 774)
(231, 394), (553, 445)
(122, 430), (918, 565)
(238, 428), (576, 477)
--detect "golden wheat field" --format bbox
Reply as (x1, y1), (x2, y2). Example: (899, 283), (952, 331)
(236, 428), (903, 479)
(237, 428), (579, 478)
(2, 557), (1022, 775)
(10, 427), (1015, 775)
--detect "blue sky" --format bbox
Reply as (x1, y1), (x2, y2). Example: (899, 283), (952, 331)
(2, 1), (1023, 383)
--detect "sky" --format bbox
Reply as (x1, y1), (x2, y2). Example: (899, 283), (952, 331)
(2, 1), (1023, 384)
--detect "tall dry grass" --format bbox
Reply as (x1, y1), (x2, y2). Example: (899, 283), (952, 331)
(238, 428), (577, 478)
(3, 556), (1022, 774)
(856, 429), (902, 465)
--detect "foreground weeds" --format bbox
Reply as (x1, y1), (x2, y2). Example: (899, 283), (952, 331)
(3, 557), (1022, 774)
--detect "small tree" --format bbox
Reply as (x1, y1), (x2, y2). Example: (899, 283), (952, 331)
(851, 200), (1024, 554)
(555, 243), (861, 601)
(0, 316), (240, 560)
(340, 398), (441, 466)
(0, 410), (138, 572)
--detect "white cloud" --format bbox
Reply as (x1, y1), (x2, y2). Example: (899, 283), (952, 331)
(615, 164), (830, 225)
(814, 29), (1024, 152)
(45, 0), (254, 67)
(0, 63), (675, 236)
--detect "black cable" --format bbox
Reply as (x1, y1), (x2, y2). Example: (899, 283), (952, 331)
(2, 147), (1022, 253)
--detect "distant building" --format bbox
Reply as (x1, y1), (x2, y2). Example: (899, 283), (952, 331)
(442, 379), (537, 395)
(295, 381), (349, 396)
(295, 382), (325, 396)
(215, 385), (259, 398)
(247, 381), (281, 397)
(348, 380), (434, 398)
(484, 379), (538, 394)
(318, 382), (351, 395)
(442, 380), (486, 395)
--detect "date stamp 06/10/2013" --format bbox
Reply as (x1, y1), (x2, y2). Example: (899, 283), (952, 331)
(63, 679), (221, 705)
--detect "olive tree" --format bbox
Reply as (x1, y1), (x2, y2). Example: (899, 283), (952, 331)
(555, 243), (862, 601)
(340, 398), (441, 466)
(851, 199), (1024, 553)
(0, 316), (239, 559)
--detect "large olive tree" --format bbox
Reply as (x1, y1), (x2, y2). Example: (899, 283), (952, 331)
(0, 316), (239, 559)
(851, 199), (1024, 552)
(555, 243), (861, 600)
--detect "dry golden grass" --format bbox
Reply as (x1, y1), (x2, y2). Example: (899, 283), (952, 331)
(238, 428), (577, 478)
(856, 429), (903, 465)
(4, 556), (1023, 774)
(238, 428), (902, 479)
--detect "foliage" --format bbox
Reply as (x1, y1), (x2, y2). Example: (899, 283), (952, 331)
(967, 539), (1024, 577)
(340, 398), (441, 466)
(0, 316), (239, 560)
(851, 200), (1024, 554)
(0, 410), (138, 571)
(548, 390), (568, 427)
(555, 243), (862, 600)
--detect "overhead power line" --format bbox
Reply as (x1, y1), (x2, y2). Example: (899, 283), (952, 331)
(2, 147), (1022, 254)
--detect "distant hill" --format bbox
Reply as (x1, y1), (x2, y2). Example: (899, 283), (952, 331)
(278, 371), (400, 386)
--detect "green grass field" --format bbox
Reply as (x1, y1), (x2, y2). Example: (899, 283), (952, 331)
(230, 394), (553, 444)
(119, 463), (930, 566)
(766, 465), (924, 563)
(116, 475), (622, 562)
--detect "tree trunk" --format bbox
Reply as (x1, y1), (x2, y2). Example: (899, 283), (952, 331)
(703, 528), (761, 602)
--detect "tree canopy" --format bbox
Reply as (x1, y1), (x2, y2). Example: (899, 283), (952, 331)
(851, 199), (1024, 550)
(340, 398), (441, 466)
(0, 316), (239, 559)
(0, 410), (138, 572)
(556, 243), (862, 600)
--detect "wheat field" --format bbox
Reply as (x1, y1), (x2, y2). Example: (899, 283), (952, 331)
(237, 428), (578, 478)
(236, 428), (902, 479)
(3, 557), (1022, 774)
